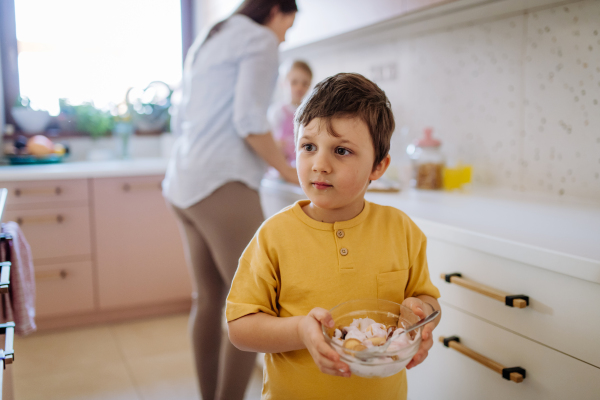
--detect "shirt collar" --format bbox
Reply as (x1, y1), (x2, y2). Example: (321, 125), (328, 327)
(292, 200), (371, 231)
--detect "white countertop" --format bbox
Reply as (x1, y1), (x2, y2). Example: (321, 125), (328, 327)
(262, 179), (600, 284)
(0, 158), (170, 181)
(2, 161), (599, 284)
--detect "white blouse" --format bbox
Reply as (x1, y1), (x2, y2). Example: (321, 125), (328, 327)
(163, 15), (280, 209)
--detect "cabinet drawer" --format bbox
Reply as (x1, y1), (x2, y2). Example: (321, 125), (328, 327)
(1, 179), (88, 208)
(407, 304), (600, 400)
(35, 261), (95, 317)
(427, 238), (600, 367)
(4, 206), (92, 261)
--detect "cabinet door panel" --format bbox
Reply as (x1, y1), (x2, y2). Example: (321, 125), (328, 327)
(426, 239), (600, 368)
(93, 176), (191, 309)
(4, 206), (92, 261)
(35, 261), (95, 317)
(407, 305), (600, 400)
(1, 179), (88, 208)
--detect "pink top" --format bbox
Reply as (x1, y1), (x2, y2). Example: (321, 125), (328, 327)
(268, 103), (297, 165)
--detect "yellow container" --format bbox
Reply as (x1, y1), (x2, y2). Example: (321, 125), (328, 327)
(443, 165), (472, 190)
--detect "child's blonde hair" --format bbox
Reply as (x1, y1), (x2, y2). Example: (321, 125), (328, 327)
(279, 59), (313, 80)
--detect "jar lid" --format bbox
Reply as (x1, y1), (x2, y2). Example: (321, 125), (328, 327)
(415, 127), (441, 147)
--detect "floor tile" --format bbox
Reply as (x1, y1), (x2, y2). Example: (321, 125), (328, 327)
(126, 351), (199, 400)
(13, 325), (123, 378)
(14, 362), (140, 400)
(111, 313), (191, 360)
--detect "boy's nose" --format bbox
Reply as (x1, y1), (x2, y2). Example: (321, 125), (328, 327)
(312, 152), (332, 174)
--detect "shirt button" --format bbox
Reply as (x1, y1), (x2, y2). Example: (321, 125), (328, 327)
(340, 248), (348, 256)
(336, 230), (345, 238)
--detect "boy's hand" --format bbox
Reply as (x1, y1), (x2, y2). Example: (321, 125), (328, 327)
(298, 308), (351, 378)
(402, 297), (436, 370)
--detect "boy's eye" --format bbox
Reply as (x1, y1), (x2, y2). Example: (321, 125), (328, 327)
(302, 144), (316, 151)
(335, 147), (351, 156)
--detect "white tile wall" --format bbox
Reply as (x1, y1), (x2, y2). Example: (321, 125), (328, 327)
(284, 0), (600, 202)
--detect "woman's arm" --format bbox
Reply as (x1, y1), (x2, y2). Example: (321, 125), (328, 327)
(245, 132), (299, 184)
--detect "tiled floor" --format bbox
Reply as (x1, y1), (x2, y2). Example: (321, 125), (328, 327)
(12, 313), (263, 400)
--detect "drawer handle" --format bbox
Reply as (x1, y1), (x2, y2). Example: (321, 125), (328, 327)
(14, 187), (62, 197)
(441, 273), (529, 308)
(35, 269), (68, 282)
(440, 336), (526, 383)
(122, 182), (162, 192)
(16, 214), (64, 225)
(0, 322), (15, 366)
(0, 262), (10, 294)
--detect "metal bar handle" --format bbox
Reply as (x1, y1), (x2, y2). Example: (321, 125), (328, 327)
(0, 322), (15, 366)
(14, 186), (62, 197)
(0, 262), (10, 294)
(15, 214), (64, 226)
(122, 182), (162, 192)
(441, 273), (529, 308)
(440, 336), (526, 383)
(35, 269), (68, 282)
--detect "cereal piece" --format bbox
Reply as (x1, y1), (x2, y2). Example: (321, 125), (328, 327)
(365, 323), (388, 338)
(366, 337), (387, 346)
(343, 338), (362, 350)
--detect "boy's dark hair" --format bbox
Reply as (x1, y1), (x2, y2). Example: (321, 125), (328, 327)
(295, 73), (395, 169)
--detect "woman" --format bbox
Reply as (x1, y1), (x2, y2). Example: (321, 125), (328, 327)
(162, 1), (298, 399)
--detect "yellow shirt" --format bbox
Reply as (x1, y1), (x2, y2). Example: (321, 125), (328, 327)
(227, 200), (440, 400)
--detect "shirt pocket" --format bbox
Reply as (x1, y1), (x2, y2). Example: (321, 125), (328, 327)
(377, 270), (409, 304)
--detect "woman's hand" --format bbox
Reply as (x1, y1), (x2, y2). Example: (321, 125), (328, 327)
(402, 296), (438, 370)
(298, 308), (350, 378)
(245, 133), (299, 185)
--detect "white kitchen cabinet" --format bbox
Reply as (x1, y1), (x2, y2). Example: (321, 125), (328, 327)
(92, 175), (191, 310)
(407, 305), (600, 400)
(427, 238), (600, 367)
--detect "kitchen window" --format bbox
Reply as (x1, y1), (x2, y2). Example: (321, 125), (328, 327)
(1, 0), (193, 134)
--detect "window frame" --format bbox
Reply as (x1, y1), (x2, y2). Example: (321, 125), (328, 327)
(0, 0), (194, 137)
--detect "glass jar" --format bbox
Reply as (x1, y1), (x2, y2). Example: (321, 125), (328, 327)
(407, 128), (444, 190)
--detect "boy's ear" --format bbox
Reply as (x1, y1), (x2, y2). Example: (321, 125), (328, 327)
(369, 154), (391, 181)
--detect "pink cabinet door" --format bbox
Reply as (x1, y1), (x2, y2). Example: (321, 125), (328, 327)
(3, 205), (92, 262)
(1, 179), (88, 209)
(92, 176), (191, 309)
(35, 261), (95, 317)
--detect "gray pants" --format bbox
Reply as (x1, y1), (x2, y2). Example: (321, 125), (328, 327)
(171, 181), (263, 400)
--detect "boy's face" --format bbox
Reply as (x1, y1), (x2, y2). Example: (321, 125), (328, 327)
(296, 116), (389, 218)
(286, 68), (311, 105)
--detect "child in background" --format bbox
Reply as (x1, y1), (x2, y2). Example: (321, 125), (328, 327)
(268, 60), (313, 166)
(227, 73), (441, 400)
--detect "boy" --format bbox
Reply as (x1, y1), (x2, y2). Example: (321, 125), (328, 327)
(227, 73), (441, 399)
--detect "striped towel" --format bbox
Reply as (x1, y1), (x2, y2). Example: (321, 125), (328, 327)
(1, 222), (36, 336)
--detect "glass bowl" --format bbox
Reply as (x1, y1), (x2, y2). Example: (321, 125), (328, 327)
(322, 299), (422, 378)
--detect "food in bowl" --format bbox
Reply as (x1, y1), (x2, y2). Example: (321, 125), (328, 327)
(322, 299), (422, 378)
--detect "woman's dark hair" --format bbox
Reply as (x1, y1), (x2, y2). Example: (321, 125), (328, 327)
(204, 0), (298, 43)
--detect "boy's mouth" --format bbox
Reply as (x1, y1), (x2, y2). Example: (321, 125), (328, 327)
(312, 181), (333, 190)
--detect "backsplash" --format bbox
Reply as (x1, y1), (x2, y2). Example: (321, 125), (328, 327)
(284, 0), (600, 202)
